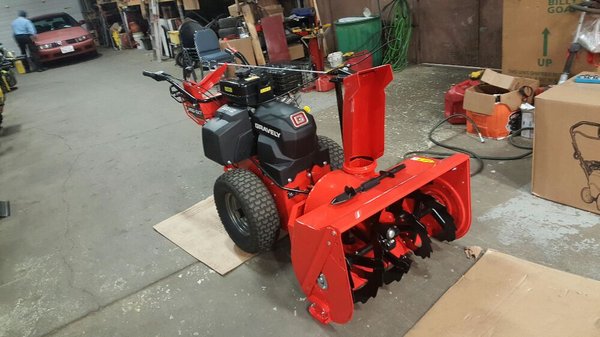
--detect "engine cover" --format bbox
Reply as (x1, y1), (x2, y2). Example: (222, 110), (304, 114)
(252, 101), (328, 185)
(202, 105), (255, 165)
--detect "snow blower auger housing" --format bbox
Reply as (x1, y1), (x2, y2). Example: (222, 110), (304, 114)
(143, 64), (472, 324)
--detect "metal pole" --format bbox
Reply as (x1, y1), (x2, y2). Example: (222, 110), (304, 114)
(217, 62), (329, 74)
(176, 0), (185, 21)
(333, 79), (344, 140)
(150, 0), (162, 62)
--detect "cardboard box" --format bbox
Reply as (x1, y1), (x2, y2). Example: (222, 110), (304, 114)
(229, 3), (266, 65)
(463, 69), (539, 115)
(503, 0), (599, 86)
(532, 72), (600, 215)
(182, 0), (200, 10)
(228, 4), (242, 17)
(220, 37), (257, 65)
(220, 37), (257, 77)
(406, 250), (600, 337)
(288, 43), (305, 60)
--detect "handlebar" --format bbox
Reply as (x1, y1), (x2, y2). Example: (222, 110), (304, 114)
(142, 70), (198, 104)
(142, 70), (169, 82)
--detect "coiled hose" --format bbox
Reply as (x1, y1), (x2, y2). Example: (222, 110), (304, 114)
(382, 0), (412, 70)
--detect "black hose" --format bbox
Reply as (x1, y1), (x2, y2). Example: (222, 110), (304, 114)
(404, 114), (533, 176)
(508, 127), (534, 150)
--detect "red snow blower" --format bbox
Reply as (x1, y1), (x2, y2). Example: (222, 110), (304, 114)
(143, 64), (472, 324)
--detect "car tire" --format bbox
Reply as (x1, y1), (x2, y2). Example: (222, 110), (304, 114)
(214, 169), (280, 253)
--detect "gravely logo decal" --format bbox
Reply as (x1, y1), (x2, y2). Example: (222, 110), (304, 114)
(290, 111), (309, 128)
(254, 123), (281, 138)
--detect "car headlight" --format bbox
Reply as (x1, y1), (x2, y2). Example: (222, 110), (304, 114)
(75, 35), (90, 42)
(38, 43), (56, 50)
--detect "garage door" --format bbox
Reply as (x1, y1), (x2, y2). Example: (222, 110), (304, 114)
(0, 0), (83, 54)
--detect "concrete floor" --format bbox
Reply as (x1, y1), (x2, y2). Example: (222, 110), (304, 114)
(0, 49), (598, 337)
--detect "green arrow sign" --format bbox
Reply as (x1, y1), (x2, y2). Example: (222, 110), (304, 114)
(542, 28), (550, 57)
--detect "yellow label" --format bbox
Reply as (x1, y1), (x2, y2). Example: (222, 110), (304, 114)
(223, 86), (233, 93)
(260, 86), (272, 94)
(410, 157), (435, 164)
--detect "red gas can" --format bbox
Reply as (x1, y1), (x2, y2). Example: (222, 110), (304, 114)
(444, 78), (480, 124)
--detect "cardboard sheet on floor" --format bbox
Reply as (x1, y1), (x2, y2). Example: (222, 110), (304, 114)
(153, 196), (254, 275)
(405, 250), (600, 337)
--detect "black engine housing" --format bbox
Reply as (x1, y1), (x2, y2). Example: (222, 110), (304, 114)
(201, 99), (329, 186)
(252, 101), (328, 185)
(202, 105), (255, 165)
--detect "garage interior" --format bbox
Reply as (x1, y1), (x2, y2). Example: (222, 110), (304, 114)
(1, 0), (599, 336)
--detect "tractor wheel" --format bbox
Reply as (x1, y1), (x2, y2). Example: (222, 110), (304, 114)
(581, 187), (595, 204)
(318, 135), (344, 170)
(214, 169), (280, 253)
(175, 52), (185, 68)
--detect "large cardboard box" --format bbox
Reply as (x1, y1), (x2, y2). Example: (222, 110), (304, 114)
(288, 43), (305, 60)
(503, 0), (599, 85)
(220, 37), (257, 77)
(228, 4), (242, 17)
(182, 0), (200, 10)
(220, 37), (257, 65)
(463, 69), (539, 115)
(532, 72), (600, 215)
(406, 250), (600, 337)
(228, 3), (266, 65)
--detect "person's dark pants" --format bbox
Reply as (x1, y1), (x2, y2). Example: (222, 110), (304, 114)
(14, 34), (42, 71)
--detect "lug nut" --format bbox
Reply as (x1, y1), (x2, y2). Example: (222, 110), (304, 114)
(386, 227), (397, 239)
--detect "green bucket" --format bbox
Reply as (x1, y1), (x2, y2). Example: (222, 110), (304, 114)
(334, 16), (382, 66)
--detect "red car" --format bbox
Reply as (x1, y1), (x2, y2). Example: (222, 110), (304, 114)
(31, 12), (96, 62)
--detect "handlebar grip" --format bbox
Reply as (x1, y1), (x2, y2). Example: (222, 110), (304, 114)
(142, 70), (168, 81)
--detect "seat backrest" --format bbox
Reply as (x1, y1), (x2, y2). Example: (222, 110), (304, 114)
(194, 29), (220, 56)
(179, 19), (204, 48)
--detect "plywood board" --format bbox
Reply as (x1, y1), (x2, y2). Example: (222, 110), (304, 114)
(406, 250), (600, 337)
(240, 3), (267, 65)
(262, 14), (291, 63)
(153, 196), (254, 275)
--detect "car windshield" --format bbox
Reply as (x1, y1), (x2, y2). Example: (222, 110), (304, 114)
(32, 14), (78, 33)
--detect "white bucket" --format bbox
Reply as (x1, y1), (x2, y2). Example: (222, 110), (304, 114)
(327, 52), (343, 67)
(132, 32), (145, 50)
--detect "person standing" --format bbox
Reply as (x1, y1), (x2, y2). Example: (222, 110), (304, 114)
(11, 10), (45, 72)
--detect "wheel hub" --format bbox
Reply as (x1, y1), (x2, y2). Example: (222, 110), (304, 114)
(224, 192), (250, 236)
